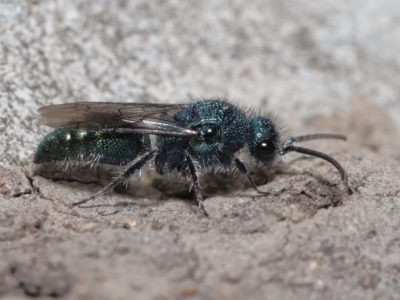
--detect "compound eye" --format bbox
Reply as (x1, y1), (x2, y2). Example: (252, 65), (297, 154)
(255, 139), (276, 157)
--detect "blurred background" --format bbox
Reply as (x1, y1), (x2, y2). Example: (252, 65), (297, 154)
(1, 0), (400, 165)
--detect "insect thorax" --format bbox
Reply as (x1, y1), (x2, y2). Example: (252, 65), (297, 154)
(156, 100), (248, 172)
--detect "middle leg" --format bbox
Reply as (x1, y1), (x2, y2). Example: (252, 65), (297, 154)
(182, 152), (209, 216)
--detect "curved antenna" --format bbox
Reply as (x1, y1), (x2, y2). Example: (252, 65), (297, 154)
(280, 145), (346, 181)
(284, 134), (347, 148)
(280, 134), (347, 181)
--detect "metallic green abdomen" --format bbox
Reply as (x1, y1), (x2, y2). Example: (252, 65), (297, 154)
(34, 129), (150, 166)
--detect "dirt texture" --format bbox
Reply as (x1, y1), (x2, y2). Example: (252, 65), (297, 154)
(1, 1), (400, 299)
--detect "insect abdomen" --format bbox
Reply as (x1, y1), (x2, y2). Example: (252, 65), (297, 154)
(34, 128), (150, 166)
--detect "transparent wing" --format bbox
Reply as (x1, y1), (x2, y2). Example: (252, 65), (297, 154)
(36, 102), (198, 137)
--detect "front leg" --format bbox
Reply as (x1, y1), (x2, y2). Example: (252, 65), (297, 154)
(182, 152), (209, 217)
(232, 156), (270, 195)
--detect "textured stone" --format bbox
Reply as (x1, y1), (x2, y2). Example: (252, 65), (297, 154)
(1, 1), (400, 299)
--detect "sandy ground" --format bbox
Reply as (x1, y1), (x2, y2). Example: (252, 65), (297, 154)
(1, 1), (400, 299)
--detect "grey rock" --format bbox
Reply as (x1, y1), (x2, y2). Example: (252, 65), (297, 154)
(1, 1), (400, 299)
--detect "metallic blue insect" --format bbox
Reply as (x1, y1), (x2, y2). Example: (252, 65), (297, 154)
(35, 99), (346, 216)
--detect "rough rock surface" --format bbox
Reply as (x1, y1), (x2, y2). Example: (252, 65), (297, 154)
(1, 1), (400, 299)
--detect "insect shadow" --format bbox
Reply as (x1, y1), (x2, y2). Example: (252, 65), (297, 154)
(34, 99), (347, 216)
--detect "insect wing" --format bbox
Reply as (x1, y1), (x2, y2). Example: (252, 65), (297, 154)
(37, 102), (198, 137)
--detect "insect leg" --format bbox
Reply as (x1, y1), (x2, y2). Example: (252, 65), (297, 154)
(232, 156), (270, 195)
(73, 148), (160, 206)
(182, 152), (209, 217)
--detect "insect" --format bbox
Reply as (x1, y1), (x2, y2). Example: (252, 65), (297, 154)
(34, 99), (347, 216)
